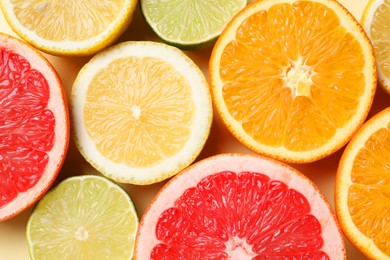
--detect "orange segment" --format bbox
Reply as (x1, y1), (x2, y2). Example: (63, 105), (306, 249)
(210, 0), (376, 163)
(84, 57), (194, 167)
(352, 126), (390, 185)
(336, 107), (390, 259)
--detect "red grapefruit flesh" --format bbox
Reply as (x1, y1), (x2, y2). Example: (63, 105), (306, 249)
(0, 33), (69, 221)
(135, 154), (346, 259)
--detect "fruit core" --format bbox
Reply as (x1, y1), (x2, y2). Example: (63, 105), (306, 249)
(131, 105), (142, 119)
(216, 0), (371, 154)
(152, 171), (329, 259)
(284, 58), (313, 97)
(75, 226), (89, 241)
(0, 48), (54, 208)
(225, 236), (256, 258)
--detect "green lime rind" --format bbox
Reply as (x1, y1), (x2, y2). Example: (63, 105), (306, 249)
(140, 0), (247, 49)
(26, 175), (138, 260)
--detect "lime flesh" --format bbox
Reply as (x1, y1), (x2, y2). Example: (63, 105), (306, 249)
(26, 175), (138, 260)
(140, 0), (247, 49)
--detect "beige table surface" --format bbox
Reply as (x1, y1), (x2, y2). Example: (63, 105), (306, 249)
(1, 1), (389, 259)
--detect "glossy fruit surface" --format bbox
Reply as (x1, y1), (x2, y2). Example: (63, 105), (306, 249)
(140, 0), (247, 49)
(336, 107), (390, 260)
(362, 0), (390, 95)
(71, 41), (212, 185)
(135, 153), (346, 259)
(0, 32), (69, 221)
(210, 0), (377, 163)
(27, 175), (138, 259)
(0, 0), (137, 56)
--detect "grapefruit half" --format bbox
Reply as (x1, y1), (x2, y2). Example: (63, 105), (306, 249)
(134, 153), (346, 259)
(0, 33), (69, 221)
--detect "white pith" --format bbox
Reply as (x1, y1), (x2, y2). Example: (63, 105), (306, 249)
(225, 236), (256, 258)
(75, 226), (89, 241)
(284, 57), (314, 97)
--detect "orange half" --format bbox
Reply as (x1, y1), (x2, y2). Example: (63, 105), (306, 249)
(335, 107), (390, 259)
(209, 0), (377, 163)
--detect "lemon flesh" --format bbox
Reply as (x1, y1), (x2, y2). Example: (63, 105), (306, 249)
(85, 56), (194, 168)
(72, 41), (213, 184)
(0, 0), (137, 55)
(363, 0), (390, 94)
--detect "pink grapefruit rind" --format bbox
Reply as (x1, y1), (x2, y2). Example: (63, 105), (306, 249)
(0, 33), (69, 221)
(134, 153), (346, 259)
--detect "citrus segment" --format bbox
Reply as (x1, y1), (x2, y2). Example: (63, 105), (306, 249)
(140, 0), (247, 49)
(209, 0), (377, 163)
(0, 33), (69, 221)
(0, 0), (137, 56)
(72, 41), (212, 185)
(135, 154), (346, 259)
(26, 175), (139, 259)
(335, 107), (390, 259)
(362, 0), (390, 95)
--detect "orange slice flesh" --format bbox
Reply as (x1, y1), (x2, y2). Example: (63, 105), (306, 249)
(209, 0), (376, 163)
(336, 107), (390, 259)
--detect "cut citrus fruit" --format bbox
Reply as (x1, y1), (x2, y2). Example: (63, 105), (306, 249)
(209, 0), (377, 163)
(26, 175), (139, 259)
(362, 0), (390, 95)
(335, 107), (390, 259)
(0, 0), (137, 56)
(71, 41), (213, 185)
(0, 33), (69, 221)
(134, 153), (346, 259)
(140, 0), (247, 49)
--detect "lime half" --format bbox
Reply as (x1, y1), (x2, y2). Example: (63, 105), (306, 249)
(140, 0), (247, 49)
(26, 175), (138, 259)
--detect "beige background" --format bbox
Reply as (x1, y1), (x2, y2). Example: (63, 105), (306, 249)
(1, 1), (388, 259)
